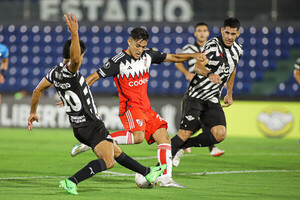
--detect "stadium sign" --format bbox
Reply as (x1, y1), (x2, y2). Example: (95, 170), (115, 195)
(257, 107), (294, 138)
(0, 96), (179, 134)
(40, 0), (193, 22)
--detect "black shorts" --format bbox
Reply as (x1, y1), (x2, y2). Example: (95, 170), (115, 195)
(179, 94), (226, 132)
(73, 120), (110, 150)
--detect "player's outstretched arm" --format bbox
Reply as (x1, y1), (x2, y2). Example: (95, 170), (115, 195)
(175, 63), (195, 81)
(222, 67), (236, 108)
(64, 12), (81, 73)
(86, 72), (101, 86)
(164, 52), (206, 63)
(28, 78), (52, 130)
(194, 60), (221, 85)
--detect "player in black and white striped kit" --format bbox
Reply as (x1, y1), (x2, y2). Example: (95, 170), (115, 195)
(174, 22), (225, 159)
(171, 18), (243, 167)
(27, 13), (166, 195)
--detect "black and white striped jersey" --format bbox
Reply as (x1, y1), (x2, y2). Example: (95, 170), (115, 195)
(45, 62), (100, 128)
(180, 42), (204, 72)
(188, 36), (243, 103)
(294, 56), (300, 70)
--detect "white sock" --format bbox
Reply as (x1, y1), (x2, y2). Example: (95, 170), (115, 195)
(157, 143), (172, 177)
(110, 130), (134, 145)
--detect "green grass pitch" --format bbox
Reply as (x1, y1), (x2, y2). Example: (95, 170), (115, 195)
(0, 127), (300, 200)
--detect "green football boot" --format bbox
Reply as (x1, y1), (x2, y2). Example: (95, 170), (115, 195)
(145, 164), (167, 184)
(59, 178), (78, 195)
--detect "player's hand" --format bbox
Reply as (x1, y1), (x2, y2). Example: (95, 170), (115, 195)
(222, 94), (233, 107)
(185, 72), (195, 81)
(0, 74), (5, 84)
(208, 73), (221, 84)
(28, 113), (39, 131)
(64, 12), (78, 35)
(56, 101), (64, 108)
(195, 53), (208, 62)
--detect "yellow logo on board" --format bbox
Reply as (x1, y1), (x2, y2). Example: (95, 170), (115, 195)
(257, 107), (294, 138)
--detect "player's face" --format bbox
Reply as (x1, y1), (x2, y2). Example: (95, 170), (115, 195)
(127, 39), (148, 59)
(194, 25), (209, 43)
(221, 26), (240, 47)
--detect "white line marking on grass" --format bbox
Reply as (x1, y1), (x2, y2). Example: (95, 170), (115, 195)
(1, 170), (300, 180)
(176, 170), (300, 176)
(133, 153), (300, 160)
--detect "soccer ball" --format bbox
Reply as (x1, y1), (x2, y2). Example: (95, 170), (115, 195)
(135, 173), (156, 188)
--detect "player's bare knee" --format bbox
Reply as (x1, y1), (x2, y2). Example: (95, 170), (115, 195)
(113, 141), (122, 158)
(133, 131), (145, 144)
(103, 157), (115, 169)
(178, 129), (192, 141)
(211, 126), (226, 142)
(133, 134), (144, 144)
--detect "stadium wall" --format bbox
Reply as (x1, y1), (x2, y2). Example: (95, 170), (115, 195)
(1, 95), (299, 139)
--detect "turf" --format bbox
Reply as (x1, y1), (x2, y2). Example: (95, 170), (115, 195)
(0, 127), (300, 200)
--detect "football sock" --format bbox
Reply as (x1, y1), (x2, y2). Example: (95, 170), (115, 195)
(110, 130), (134, 145)
(182, 132), (219, 149)
(157, 143), (172, 176)
(68, 159), (107, 184)
(171, 135), (185, 157)
(115, 152), (150, 176)
(208, 145), (215, 152)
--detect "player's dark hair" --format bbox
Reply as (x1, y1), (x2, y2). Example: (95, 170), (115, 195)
(223, 18), (240, 30)
(63, 39), (87, 59)
(130, 27), (149, 41)
(195, 22), (209, 29)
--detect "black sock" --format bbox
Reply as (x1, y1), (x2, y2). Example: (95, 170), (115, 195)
(69, 159), (107, 185)
(208, 145), (215, 152)
(115, 152), (150, 176)
(182, 132), (219, 149)
(171, 135), (185, 157)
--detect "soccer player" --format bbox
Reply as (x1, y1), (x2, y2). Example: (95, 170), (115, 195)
(171, 18), (243, 167)
(0, 43), (9, 104)
(174, 22), (225, 159)
(27, 13), (166, 195)
(71, 27), (206, 187)
(294, 56), (300, 84)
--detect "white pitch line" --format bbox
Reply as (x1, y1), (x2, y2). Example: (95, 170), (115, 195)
(1, 170), (300, 180)
(133, 152), (300, 160)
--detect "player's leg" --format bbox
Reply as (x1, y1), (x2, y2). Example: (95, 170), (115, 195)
(171, 94), (201, 157)
(112, 140), (166, 184)
(152, 127), (186, 188)
(111, 108), (146, 144)
(60, 139), (113, 195)
(70, 130), (144, 156)
(70, 108), (146, 156)
(181, 102), (227, 149)
(109, 130), (144, 144)
(60, 121), (113, 194)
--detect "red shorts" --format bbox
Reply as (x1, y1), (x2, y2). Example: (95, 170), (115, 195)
(119, 107), (168, 144)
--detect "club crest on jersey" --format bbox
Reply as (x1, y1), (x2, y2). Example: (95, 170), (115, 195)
(136, 119), (143, 126)
(185, 115), (195, 121)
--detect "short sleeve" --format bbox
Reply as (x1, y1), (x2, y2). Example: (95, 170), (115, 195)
(97, 59), (120, 78)
(294, 56), (300, 70)
(45, 66), (57, 84)
(147, 48), (167, 64)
